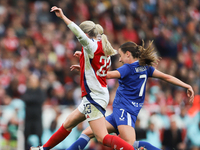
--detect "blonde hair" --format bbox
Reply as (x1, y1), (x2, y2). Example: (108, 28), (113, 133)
(119, 41), (160, 66)
(79, 21), (117, 56)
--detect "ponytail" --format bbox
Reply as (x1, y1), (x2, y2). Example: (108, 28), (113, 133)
(120, 41), (160, 66)
(79, 21), (117, 56)
(101, 34), (117, 56)
(138, 40), (160, 66)
(95, 23), (117, 56)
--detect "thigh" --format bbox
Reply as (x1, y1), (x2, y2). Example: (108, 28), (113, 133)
(82, 119), (116, 139)
(106, 113), (119, 134)
(118, 125), (136, 145)
(63, 108), (86, 131)
(106, 119), (117, 135)
(89, 117), (108, 144)
(113, 108), (137, 144)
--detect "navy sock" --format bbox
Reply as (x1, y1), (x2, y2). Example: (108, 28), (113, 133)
(138, 141), (160, 150)
(66, 134), (90, 150)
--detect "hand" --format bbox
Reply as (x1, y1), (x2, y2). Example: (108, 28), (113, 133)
(70, 65), (80, 71)
(74, 51), (82, 58)
(187, 86), (194, 103)
(50, 6), (64, 19)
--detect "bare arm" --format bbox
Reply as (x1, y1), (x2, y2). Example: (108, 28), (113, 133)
(107, 70), (121, 79)
(74, 51), (82, 58)
(70, 65), (80, 71)
(50, 6), (96, 55)
(50, 6), (72, 25)
(152, 69), (194, 103)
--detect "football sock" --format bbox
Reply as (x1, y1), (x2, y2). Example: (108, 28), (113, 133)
(66, 134), (90, 150)
(133, 141), (160, 150)
(43, 124), (71, 150)
(103, 134), (135, 150)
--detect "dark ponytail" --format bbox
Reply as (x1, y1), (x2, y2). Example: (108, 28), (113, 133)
(120, 41), (160, 66)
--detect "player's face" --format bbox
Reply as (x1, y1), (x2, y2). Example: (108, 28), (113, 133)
(118, 48), (128, 64)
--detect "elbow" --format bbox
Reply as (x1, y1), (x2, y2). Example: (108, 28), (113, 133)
(163, 74), (172, 81)
(106, 75), (110, 79)
(106, 73), (111, 79)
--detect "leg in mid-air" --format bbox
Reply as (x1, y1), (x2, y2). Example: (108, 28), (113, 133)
(30, 108), (86, 150)
(88, 116), (135, 150)
(118, 121), (160, 150)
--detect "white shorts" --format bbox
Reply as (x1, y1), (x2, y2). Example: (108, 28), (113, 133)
(78, 92), (109, 121)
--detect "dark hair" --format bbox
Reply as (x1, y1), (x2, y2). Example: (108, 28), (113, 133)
(119, 41), (160, 66)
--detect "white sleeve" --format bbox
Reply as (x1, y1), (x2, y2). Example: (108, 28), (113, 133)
(68, 22), (97, 58)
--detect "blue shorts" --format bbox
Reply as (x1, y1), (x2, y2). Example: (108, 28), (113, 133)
(106, 107), (137, 135)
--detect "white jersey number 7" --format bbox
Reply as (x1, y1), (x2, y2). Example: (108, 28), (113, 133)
(139, 74), (147, 96)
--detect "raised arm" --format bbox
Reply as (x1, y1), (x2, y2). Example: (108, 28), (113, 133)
(50, 6), (96, 54)
(152, 69), (194, 103)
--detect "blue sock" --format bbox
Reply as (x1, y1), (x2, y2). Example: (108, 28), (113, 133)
(66, 134), (90, 150)
(133, 141), (160, 150)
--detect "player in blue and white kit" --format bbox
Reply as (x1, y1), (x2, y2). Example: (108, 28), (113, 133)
(67, 41), (194, 150)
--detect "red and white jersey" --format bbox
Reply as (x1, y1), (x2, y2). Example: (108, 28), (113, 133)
(68, 22), (111, 97)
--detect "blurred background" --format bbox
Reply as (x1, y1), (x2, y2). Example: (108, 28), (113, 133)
(0, 0), (200, 150)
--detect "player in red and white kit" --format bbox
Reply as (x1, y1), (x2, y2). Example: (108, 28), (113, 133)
(30, 6), (136, 150)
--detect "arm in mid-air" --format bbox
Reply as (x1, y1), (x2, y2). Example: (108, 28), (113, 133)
(152, 69), (194, 103)
(106, 70), (121, 79)
(50, 6), (96, 55)
(70, 65), (80, 71)
(71, 67), (121, 77)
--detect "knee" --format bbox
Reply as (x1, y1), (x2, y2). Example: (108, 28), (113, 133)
(127, 140), (135, 145)
(123, 137), (135, 145)
(96, 136), (104, 144)
(82, 130), (95, 139)
(62, 118), (74, 131)
(96, 134), (110, 144)
(94, 134), (107, 144)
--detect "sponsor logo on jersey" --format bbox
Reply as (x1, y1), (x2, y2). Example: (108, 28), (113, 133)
(132, 102), (143, 107)
(135, 66), (147, 72)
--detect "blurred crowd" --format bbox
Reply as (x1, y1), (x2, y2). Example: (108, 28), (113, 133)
(0, 0), (200, 149)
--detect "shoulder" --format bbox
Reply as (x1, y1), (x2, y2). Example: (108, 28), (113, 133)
(118, 63), (131, 70)
(147, 66), (155, 70)
(117, 64), (132, 77)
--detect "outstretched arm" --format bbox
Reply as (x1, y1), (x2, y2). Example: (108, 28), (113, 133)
(152, 69), (194, 103)
(107, 70), (121, 79)
(50, 6), (96, 55)
(74, 51), (82, 58)
(70, 65), (80, 71)
(50, 6), (72, 25)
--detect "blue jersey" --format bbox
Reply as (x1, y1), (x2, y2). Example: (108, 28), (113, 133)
(112, 61), (155, 116)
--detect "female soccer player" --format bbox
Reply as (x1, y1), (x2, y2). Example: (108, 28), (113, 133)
(30, 6), (136, 150)
(67, 41), (194, 150)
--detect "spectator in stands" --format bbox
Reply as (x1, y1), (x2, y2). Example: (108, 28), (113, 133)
(162, 116), (186, 150)
(145, 121), (162, 149)
(0, 0), (200, 149)
(21, 74), (46, 150)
